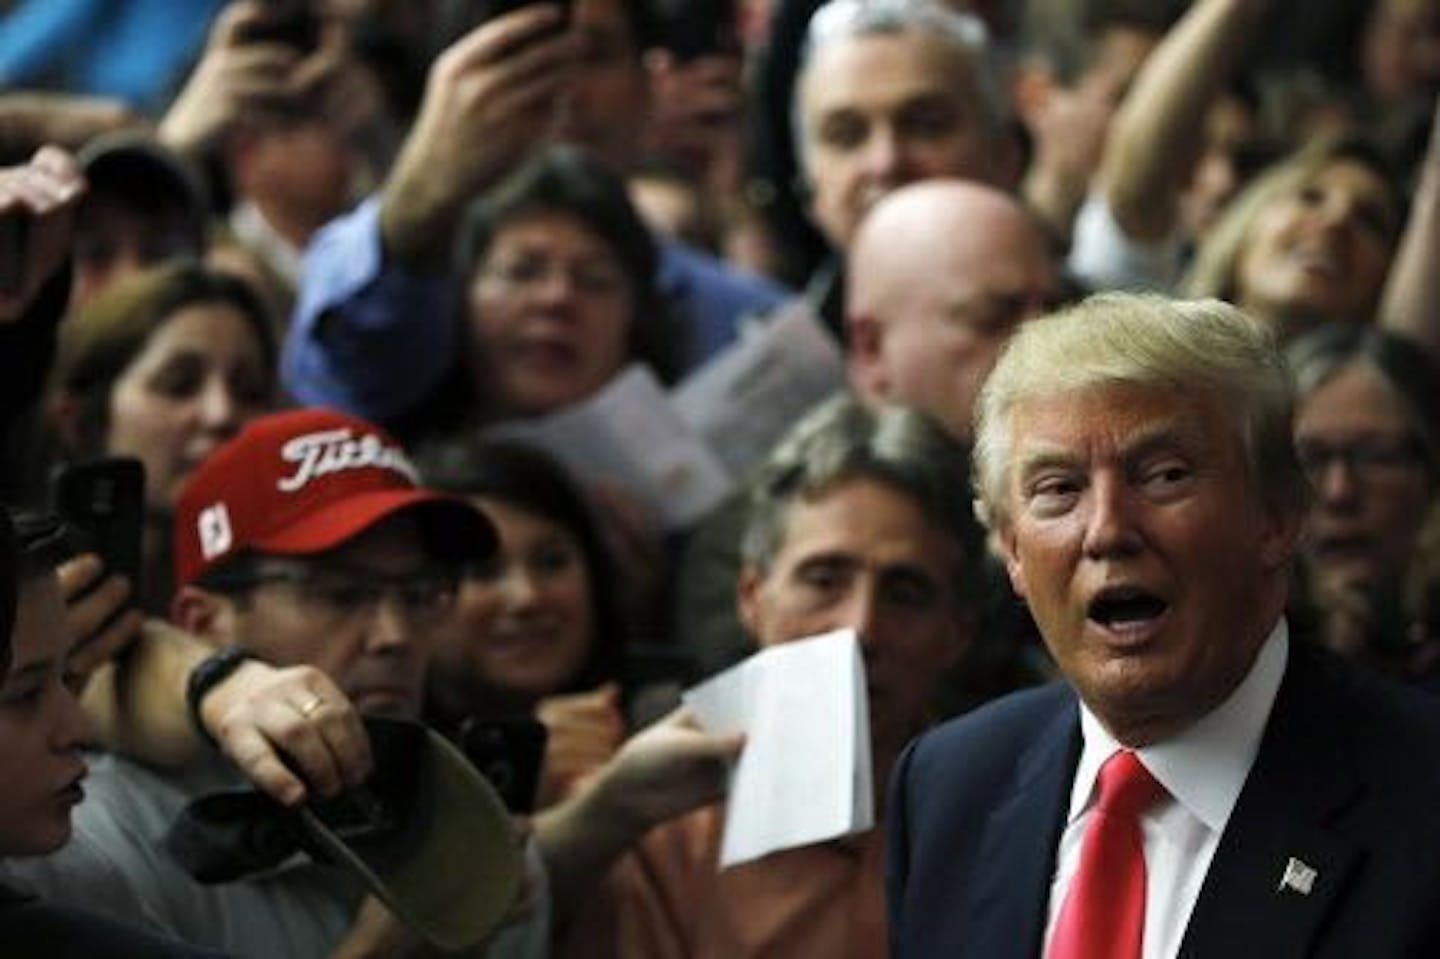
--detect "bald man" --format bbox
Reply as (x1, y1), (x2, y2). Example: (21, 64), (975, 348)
(676, 179), (1057, 688)
(847, 179), (1059, 441)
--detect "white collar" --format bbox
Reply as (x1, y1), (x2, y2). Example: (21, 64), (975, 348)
(1068, 619), (1289, 832)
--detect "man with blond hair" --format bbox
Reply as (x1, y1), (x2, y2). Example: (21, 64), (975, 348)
(888, 293), (1440, 958)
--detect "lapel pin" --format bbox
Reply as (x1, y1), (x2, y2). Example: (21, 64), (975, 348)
(1277, 857), (1318, 896)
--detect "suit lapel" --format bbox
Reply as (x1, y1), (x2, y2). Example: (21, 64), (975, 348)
(963, 703), (1080, 959)
(1180, 648), (1364, 959)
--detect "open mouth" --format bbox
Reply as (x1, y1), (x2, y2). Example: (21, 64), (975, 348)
(1087, 586), (1169, 632)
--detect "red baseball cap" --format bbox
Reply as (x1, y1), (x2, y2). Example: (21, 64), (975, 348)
(174, 409), (497, 588)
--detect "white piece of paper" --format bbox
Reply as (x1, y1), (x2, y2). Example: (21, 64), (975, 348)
(682, 629), (873, 868)
(484, 365), (733, 529)
(673, 302), (845, 480)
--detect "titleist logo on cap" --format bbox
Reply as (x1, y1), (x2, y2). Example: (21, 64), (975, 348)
(277, 428), (419, 493)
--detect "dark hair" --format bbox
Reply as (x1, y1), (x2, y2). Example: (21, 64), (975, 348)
(0, 509), (71, 680)
(50, 259), (278, 455)
(1287, 323), (1440, 478)
(460, 146), (681, 381)
(417, 436), (627, 695)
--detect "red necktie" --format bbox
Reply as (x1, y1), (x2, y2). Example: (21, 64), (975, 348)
(1048, 750), (1166, 959)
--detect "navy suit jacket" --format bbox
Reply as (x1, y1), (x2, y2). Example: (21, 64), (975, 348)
(887, 643), (1440, 958)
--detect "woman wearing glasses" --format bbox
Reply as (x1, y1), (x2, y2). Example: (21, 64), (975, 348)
(1287, 322), (1440, 688)
(359, 145), (682, 446)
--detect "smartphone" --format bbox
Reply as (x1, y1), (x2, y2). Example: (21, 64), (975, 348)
(0, 212), (28, 296)
(457, 717), (548, 814)
(241, 0), (322, 53)
(50, 457), (146, 594)
(649, 0), (738, 60)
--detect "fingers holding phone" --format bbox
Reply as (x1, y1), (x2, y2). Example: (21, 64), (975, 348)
(57, 552), (144, 684)
(51, 457), (148, 681)
(0, 146), (85, 323)
(381, 2), (578, 266)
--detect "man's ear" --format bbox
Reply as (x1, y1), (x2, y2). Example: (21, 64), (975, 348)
(170, 586), (235, 646)
(847, 314), (889, 400)
(736, 564), (766, 639)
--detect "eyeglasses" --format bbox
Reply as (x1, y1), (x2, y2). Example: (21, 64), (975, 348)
(1295, 436), (1426, 483)
(219, 563), (459, 626)
(479, 254), (628, 298)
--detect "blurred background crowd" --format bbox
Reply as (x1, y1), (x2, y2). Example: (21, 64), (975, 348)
(0, 0), (1439, 955)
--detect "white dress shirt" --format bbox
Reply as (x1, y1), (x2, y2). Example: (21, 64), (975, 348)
(1042, 620), (1290, 959)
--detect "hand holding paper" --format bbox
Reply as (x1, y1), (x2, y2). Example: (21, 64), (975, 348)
(682, 629), (872, 867)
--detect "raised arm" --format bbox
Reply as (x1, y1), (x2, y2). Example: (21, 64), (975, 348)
(282, 7), (575, 424)
(378, 5), (574, 269)
(1099, 0), (1271, 243)
(1379, 96), (1440, 364)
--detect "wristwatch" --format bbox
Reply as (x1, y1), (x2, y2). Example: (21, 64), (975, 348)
(185, 645), (257, 748)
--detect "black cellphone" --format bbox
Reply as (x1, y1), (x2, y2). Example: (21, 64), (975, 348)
(241, 0), (323, 53)
(50, 457), (146, 594)
(649, 0), (738, 60)
(0, 212), (28, 296)
(457, 717), (548, 814)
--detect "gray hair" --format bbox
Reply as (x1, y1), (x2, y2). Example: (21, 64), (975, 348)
(793, 0), (1010, 175)
(1286, 323), (1440, 479)
(741, 395), (983, 603)
(973, 292), (1308, 530)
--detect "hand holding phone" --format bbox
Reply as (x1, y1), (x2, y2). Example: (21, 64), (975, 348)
(51, 457), (146, 595)
(237, 0), (322, 53)
(50, 457), (147, 674)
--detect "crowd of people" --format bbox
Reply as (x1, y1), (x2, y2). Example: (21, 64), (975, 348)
(1, 0), (1439, 955)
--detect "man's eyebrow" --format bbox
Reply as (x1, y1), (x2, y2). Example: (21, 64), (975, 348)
(1120, 420), (1194, 462)
(1013, 445), (1077, 482)
(1012, 419), (1196, 479)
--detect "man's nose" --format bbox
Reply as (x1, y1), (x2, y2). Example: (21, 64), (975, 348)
(861, 126), (906, 180)
(1082, 475), (1143, 559)
(365, 591), (419, 656)
(840, 582), (885, 652)
(1315, 458), (1362, 511)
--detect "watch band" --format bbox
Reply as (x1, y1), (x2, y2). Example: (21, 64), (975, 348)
(185, 645), (257, 748)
